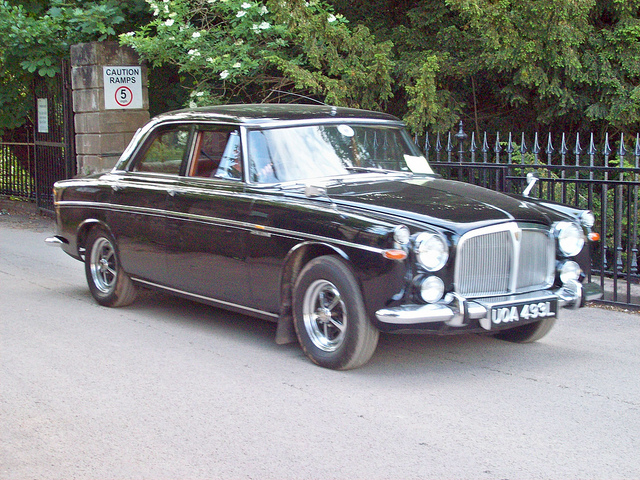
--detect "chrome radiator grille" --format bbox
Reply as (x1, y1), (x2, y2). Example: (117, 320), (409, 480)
(455, 224), (554, 298)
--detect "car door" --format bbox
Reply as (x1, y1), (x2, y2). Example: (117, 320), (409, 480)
(107, 126), (192, 285)
(164, 126), (252, 305)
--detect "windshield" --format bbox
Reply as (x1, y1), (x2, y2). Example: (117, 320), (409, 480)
(247, 124), (433, 184)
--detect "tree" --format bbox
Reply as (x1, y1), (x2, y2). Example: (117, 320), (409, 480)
(120, 0), (394, 111)
(329, 0), (640, 136)
(0, 0), (149, 133)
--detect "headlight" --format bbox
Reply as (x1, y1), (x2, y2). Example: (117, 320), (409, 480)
(393, 225), (411, 246)
(419, 276), (445, 303)
(414, 232), (449, 271)
(559, 260), (582, 284)
(580, 210), (595, 228)
(554, 221), (585, 257)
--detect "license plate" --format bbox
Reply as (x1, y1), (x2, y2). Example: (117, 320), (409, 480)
(490, 300), (557, 327)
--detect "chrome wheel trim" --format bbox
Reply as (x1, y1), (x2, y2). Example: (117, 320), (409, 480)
(89, 237), (117, 294)
(302, 279), (347, 352)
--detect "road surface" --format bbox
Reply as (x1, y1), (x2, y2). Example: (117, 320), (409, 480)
(1, 214), (639, 479)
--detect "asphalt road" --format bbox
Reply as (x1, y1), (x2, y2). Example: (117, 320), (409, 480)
(1, 215), (639, 479)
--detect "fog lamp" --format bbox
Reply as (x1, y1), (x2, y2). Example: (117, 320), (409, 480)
(559, 260), (582, 284)
(420, 276), (445, 303)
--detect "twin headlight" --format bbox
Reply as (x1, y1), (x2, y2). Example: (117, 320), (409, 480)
(554, 221), (585, 257)
(414, 232), (449, 271)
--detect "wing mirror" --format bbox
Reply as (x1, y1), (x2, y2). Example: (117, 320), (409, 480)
(523, 172), (539, 198)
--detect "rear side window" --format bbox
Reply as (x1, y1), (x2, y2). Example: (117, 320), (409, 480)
(188, 127), (242, 180)
(133, 128), (191, 175)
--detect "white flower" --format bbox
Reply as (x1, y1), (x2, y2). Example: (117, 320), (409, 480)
(164, 18), (174, 26)
(234, 39), (244, 45)
(236, 10), (246, 17)
(220, 70), (229, 79)
(241, 2), (251, 8)
(123, 31), (136, 37)
(327, 14), (336, 22)
(207, 0), (216, 2)
(259, 21), (270, 29)
(206, 57), (215, 62)
(259, 5), (268, 14)
(233, 62), (241, 68)
(169, 12), (177, 17)
(251, 23), (259, 32)
(192, 31), (201, 38)
(189, 101), (197, 108)
(188, 49), (201, 56)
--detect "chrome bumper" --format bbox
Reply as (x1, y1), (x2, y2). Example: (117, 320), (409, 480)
(45, 235), (66, 247)
(375, 281), (603, 330)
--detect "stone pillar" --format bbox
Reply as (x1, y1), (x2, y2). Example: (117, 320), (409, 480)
(70, 42), (150, 175)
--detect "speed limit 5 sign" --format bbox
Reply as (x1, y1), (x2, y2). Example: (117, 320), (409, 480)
(103, 66), (143, 109)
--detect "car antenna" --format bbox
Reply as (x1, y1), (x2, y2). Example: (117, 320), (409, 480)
(269, 90), (328, 106)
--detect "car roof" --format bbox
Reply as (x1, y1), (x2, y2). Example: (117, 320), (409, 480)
(150, 103), (402, 127)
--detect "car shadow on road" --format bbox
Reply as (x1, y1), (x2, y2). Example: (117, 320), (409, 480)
(113, 286), (587, 375)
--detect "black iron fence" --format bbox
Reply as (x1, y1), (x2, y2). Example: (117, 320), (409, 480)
(420, 122), (640, 309)
(0, 126), (35, 200)
(1, 60), (75, 212)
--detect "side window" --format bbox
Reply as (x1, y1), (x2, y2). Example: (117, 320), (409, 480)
(188, 128), (242, 180)
(134, 128), (190, 175)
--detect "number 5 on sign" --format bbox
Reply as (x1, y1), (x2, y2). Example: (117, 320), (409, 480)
(115, 86), (133, 107)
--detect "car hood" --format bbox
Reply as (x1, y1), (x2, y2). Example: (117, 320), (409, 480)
(325, 176), (567, 231)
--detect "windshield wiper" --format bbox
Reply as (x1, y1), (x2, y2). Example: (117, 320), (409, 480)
(345, 166), (412, 176)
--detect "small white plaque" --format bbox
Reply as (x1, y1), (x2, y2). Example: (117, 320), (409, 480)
(37, 98), (49, 133)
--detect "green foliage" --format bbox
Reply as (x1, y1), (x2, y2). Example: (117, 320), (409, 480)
(120, 0), (394, 109)
(329, 0), (640, 136)
(0, 0), (150, 132)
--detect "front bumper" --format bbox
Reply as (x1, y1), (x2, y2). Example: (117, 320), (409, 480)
(375, 281), (603, 333)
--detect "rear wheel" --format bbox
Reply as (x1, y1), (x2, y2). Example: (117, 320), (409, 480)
(84, 228), (137, 307)
(493, 318), (556, 343)
(293, 256), (379, 370)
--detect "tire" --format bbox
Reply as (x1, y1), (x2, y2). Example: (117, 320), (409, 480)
(493, 318), (556, 343)
(84, 227), (137, 307)
(293, 255), (379, 370)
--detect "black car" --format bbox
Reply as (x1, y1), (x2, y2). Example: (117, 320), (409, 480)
(47, 104), (602, 369)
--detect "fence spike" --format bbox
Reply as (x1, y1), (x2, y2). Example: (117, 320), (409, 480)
(435, 132), (442, 152)
(603, 132), (612, 156)
(494, 132), (502, 154)
(560, 133), (569, 156)
(446, 132), (454, 153)
(546, 132), (554, 155)
(424, 132), (431, 154)
(532, 132), (541, 154)
(618, 133), (627, 158)
(635, 133), (640, 158)
(470, 131), (477, 153)
(520, 132), (528, 154)
(588, 132), (597, 155)
(481, 132), (489, 153)
(506, 132), (514, 154)
(574, 132), (583, 155)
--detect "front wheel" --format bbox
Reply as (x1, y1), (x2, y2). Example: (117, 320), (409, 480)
(493, 318), (556, 343)
(293, 256), (379, 370)
(84, 227), (137, 307)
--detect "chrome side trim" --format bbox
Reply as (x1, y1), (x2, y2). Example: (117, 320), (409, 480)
(56, 200), (387, 255)
(132, 278), (280, 320)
